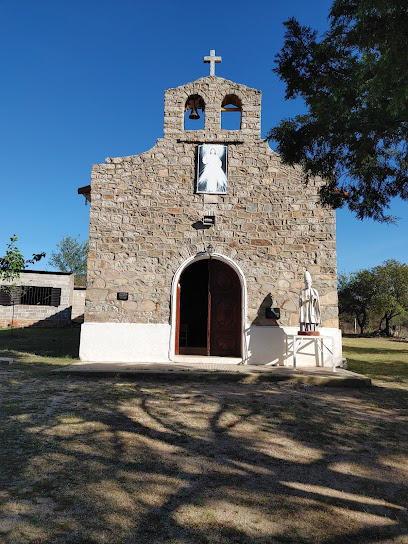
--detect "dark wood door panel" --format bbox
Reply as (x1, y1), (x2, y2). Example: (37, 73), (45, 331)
(210, 260), (241, 357)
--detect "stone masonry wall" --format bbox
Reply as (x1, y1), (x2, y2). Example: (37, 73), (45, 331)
(85, 76), (338, 328)
(0, 272), (74, 328)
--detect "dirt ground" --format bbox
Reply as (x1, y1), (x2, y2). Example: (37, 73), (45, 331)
(1, 356), (408, 544)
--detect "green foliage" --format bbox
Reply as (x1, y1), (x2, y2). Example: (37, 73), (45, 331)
(49, 235), (88, 275)
(269, 0), (408, 221)
(74, 273), (87, 287)
(0, 236), (45, 284)
(338, 268), (377, 334)
(0, 236), (25, 283)
(339, 260), (408, 335)
(372, 259), (408, 335)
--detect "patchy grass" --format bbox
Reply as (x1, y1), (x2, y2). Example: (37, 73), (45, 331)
(0, 326), (80, 359)
(343, 336), (408, 385)
(0, 329), (407, 543)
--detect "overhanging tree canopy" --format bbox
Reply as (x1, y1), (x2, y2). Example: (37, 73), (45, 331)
(268, 0), (408, 221)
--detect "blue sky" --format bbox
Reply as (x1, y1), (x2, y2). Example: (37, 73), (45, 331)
(1, 0), (406, 276)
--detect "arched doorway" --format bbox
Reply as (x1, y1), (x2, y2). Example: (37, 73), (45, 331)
(175, 258), (242, 357)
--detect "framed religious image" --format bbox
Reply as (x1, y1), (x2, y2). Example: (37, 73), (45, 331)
(196, 144), (228, 194)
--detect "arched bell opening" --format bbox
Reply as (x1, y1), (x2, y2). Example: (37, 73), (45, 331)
(174, 257), (243, 357)
(184, 94), (205, 130)
(221, 94), (242, 130)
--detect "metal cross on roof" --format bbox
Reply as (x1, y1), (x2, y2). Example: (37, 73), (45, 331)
(203, 49), (222, 76)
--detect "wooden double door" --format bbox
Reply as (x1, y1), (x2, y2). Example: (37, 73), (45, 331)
(176, 259), (241, 357)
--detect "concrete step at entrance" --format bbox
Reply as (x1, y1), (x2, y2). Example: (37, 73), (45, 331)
(172, 355), (242, 365)
(55, 362), (371, 387)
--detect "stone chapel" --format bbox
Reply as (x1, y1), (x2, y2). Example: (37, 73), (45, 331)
(78, 51), (342, 367)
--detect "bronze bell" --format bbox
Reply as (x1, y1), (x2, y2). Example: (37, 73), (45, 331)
(189, 105), (200, 120)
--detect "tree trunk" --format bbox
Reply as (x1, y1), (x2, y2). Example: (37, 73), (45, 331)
(385, 315), (391, 336)
(357, 312), (366, 335)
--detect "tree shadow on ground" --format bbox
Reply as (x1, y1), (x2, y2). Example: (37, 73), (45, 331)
(1, 366), (408, 544)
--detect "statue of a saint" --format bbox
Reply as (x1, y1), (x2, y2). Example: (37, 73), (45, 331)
(299, 271), (321, 335)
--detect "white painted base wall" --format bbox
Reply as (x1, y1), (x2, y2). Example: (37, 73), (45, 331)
(80, 322), (343, 367)
(79, 323), (171, 362)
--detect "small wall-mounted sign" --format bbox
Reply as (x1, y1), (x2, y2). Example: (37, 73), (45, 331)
(117, 292), (129, 301)
(203, 215), (215, 226)
(266, 307), (280, 319)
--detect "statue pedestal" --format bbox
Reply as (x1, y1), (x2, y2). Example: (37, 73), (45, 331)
(286, 334), (336, 371)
